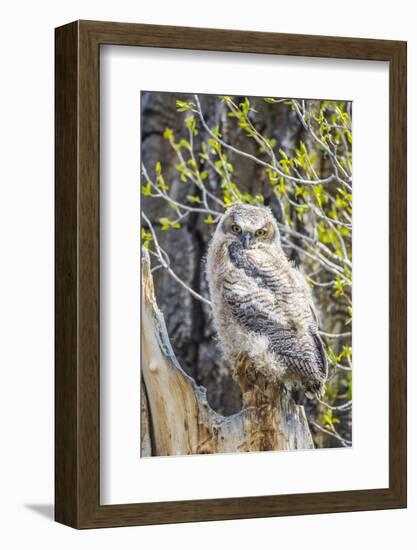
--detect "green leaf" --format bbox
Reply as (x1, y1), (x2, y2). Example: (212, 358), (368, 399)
(141, 228), (153, 249)
(176, 100), (191, 112)
(156, 181), (169, 192)
(177, 138), (191, 151)
(185, 114), (197, 135)
(279, 148), (289, 160)
(239, 97), (251, 116)
(186, 194), (201, 204)
(295, 185), (307, 198)
(159, 217), (181, 231)
(211, 126), (222, 138)
(208, 138), (221, 153)
(141, 181), (152, 197)
(163, 127), (174, 141)
(265, 168), (279, 186)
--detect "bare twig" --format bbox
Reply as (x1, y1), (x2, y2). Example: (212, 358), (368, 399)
(142, 163), (223, 218)
(141, 211), (213, 307)
(194, 95), (336, 187)
(310, 421), (352, 447)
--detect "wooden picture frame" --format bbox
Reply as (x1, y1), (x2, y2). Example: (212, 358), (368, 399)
(55, 20), (407, 528)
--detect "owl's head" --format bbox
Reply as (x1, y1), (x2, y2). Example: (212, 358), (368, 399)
(216, 203), (281, 250)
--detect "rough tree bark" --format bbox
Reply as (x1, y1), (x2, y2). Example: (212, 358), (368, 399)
(141, 249), (314, 457)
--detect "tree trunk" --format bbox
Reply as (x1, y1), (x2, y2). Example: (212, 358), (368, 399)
(141, 249), (314, 457)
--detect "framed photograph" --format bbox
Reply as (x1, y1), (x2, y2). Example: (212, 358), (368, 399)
(55, 20), (407, 528)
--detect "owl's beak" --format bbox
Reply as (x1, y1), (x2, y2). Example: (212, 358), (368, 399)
(242, 232), (255, 249)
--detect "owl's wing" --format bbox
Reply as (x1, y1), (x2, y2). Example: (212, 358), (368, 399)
(226, 295), (326, 381)
(224, 246), (327, 382)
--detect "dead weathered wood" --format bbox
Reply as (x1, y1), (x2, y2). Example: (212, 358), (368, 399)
(141, 248), (314, 456)
(140, 383), (152, 457)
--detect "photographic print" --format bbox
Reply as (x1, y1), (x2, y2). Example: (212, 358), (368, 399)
(140, 91), (352, 458)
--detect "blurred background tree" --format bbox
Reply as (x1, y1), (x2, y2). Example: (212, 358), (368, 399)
(141, 91), (352, 448)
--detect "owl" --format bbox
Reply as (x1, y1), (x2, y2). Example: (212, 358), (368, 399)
(206, 203), (327, 401)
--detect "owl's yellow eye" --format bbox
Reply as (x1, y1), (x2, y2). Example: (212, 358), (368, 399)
(231, 224), (242, 234)
(256, 228), (267, 237)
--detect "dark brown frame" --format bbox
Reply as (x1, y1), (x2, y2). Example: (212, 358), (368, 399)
(55, 20), (407, 529)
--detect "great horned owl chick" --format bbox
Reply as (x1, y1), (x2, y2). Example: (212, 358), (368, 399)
(206, 203), (327, 400)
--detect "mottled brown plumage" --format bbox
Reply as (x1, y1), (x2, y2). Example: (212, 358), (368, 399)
(206, 204), (327, 400)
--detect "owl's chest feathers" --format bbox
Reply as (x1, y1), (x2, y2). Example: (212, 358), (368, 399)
(214, 242), (311, 329)
(223, 241), (291, 297)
